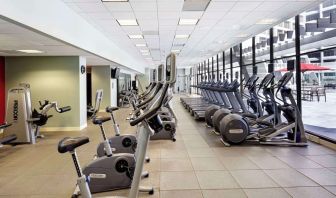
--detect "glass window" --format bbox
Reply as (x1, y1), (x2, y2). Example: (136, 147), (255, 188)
(242, 38), (253, 66)
(298, 1), (336, 139)
(255, 30), (270, 62)
(225, 49), (231, 82)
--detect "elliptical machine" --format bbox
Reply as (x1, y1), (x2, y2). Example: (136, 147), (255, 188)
(219, 70), (308, 146)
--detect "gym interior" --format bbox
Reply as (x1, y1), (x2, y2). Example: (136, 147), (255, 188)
(0, 0), (336, 197)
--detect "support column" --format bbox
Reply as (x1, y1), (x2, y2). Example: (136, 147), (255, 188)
(295, 15), (302, 112)
(230, 48), (233, 82)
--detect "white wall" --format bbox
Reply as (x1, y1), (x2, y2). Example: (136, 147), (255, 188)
(91, 66), (112, 111)
(79, 56), (87, 129)
(0, 0), (146, 73)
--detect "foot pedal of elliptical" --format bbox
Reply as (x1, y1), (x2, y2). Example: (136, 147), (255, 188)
(220, 138), (231, 147)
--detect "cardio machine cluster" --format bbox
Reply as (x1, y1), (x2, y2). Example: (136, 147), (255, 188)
(57, 53), (177, 198)
(181, 61), (308, 147)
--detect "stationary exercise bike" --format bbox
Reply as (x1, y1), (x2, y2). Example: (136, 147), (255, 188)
(96, 106), (138, 157)
(69, 115), (152, 196)
(58, 53), (177, 198)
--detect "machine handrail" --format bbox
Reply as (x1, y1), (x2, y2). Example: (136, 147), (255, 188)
(130, 84), (169, 126)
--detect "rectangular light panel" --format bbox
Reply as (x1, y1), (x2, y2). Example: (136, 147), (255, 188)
(175, 34), (189, 39)
(17, 50), (44, 54)
(179, 18), (199, 25)
(129, 34), (143, 39)
(117, 19), (138, 26)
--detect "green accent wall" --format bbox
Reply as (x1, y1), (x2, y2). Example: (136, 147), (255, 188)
(5, 56), (86, 129)
(91, 66), (111, 111)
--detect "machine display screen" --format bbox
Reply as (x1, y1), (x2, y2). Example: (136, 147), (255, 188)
(158, 65), (163, 82)
(166, 55), (171, 81)
(152, 69), (156, 82)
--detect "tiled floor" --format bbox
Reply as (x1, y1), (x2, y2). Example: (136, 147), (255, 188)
(0, 95), (335, 197)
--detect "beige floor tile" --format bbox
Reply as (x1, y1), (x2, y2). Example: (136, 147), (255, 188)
(285, 187), (336, 198)
(187, 148), (216, 158)
(230, 170), (279, 188)
(244, 188), (291, 198)
(160, 148), (188, 158)
(219, 156), (259, 170)
(293, 145), (336, 156)
(161, 158), (193, 171)
(277, 155), (323, 169)
(184, 139), (209, 148)
(177, 129), (200, 135)
(144, 158), (161, 172)
(160, 171), (200, 190)
(265, 147), (304, 157)
(264, 169), (318, 187)
(37, 174), (76, 195)
(182, 134), (205, 141)
(196, 171), (240, 189)
(212, 148), (247, 157)
(160, 190), (203, 198)
(248, 156), (291, 169)
(202, 189), (247, 198)
(297, 168), (336, 185)
(0, 175), (50, 195)
(190, 157), (225, 171)
(160, 141), (186, 150)
(306, 155), (336, 168)
(140, 171), (161, 188)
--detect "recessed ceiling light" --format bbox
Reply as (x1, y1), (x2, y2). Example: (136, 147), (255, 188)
(179, 18), (199, 25)
(175, 34), (189, 39)
(17, 50), (43, 54)
(142, 52), (150, 56)
(140, 49), (149, 53)
(256, 19), (277, 25)
(129, 34), (143, 39)
(136, 43), (147, 47)
(116, 19), (138, 26)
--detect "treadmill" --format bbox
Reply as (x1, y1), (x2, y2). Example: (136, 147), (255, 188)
(193, 79), (242, 120)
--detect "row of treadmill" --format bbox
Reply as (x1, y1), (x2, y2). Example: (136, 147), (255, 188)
(181, 63), (308, 147)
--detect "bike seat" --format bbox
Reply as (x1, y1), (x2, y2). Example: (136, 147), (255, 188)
(92, 116), (111, 125)
(106, 106), (119, 113)
(58, 136), (89, 153)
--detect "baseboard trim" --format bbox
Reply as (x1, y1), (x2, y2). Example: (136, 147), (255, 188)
(307, 133), (336, 150)
(41, 123), (87, 132)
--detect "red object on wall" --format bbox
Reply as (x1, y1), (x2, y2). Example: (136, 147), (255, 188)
(0, 57), (5, 123)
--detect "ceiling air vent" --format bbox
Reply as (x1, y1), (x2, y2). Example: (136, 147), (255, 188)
(183, 0), (210, 11)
